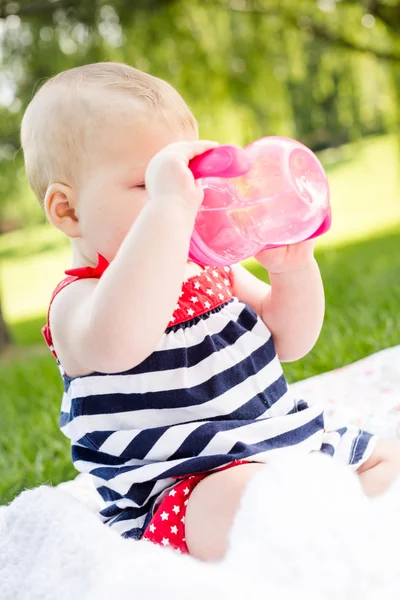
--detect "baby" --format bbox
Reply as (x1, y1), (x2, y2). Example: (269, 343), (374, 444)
(21, 62), (400, 561)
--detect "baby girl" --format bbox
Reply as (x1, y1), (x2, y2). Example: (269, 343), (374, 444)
(21, 61), (400, 561)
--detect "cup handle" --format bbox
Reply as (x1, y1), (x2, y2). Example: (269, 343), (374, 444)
(189, 145), (252, 179)
(306, 206), (332, 240)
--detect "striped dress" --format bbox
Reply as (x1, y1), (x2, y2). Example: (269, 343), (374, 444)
(43, 259), (376, 540)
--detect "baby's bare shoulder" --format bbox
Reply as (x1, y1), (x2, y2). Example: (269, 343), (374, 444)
(49, 278), (99, 377)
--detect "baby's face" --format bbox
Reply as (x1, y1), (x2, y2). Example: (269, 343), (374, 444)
(75, 98), (197, 262)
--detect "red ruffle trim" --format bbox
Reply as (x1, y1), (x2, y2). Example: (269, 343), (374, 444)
(43, 255), (234, 360)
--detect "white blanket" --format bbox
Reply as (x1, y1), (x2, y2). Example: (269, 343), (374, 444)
(1, 454), (400, 599)
(1, 346), (400, 599)
(291, 345), (400, 439)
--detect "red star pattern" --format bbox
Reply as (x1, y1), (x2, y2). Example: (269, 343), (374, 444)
(167, 266), (233, 328)
(142, 460), (247, 554)
(42, 256), (233, 361)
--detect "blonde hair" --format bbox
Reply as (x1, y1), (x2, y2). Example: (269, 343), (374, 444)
(20, 62), (198, 204)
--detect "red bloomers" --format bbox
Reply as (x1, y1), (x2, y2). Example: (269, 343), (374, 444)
(142, 461), (247, 554)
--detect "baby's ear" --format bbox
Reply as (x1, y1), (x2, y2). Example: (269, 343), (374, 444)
(44, 183), (81, 238)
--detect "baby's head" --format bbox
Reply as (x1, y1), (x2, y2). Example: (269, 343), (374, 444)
(21, 62), (198, 262)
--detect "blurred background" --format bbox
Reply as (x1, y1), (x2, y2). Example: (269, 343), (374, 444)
(0, 0), (399, 501)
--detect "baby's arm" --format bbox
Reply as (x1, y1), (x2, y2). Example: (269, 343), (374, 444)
(50, 140), (217, 375)
(232, 240), (324, 361)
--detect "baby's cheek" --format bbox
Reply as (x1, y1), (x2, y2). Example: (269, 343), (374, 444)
(98, 222), (131, 260)
(80, 186), (147, 259)
(99, 208), (144, 259)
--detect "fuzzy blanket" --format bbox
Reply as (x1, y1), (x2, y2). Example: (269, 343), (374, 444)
(1, 346), (400, 600)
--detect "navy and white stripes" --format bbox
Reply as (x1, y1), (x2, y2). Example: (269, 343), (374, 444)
(58, 295), (375, 539)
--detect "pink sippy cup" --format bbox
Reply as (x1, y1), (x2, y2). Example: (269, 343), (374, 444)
(188, 137), (331, 266)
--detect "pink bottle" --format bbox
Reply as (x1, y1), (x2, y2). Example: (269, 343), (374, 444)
(188, 136), (331, 266)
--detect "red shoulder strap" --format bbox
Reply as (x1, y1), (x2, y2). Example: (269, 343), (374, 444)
(42, 276), (79, 358)
(42, 254), (109, 358)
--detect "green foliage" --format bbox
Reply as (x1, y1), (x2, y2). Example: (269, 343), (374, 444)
(0, 0), (399, 227)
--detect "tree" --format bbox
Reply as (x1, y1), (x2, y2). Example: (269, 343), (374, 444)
(0, 298), (11, 353)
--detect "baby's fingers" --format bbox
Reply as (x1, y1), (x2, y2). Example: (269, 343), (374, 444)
(162, 140), (219, 162)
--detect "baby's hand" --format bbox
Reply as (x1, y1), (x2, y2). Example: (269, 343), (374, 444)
(255, 239), (316, 275)
(145, 140), (219, 213)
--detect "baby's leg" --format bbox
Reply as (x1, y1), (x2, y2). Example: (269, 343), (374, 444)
(185, 463), (264, 561)
(357, 439), (400, 497)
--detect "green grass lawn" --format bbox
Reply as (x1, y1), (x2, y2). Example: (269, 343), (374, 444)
(1, 133), (400, 504)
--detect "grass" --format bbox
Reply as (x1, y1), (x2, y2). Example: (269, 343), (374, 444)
(0, 226), (70, 326)
(317, 134), (400, 248)
(0, 354), (77, 504)
(1, 133), (400, 504)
